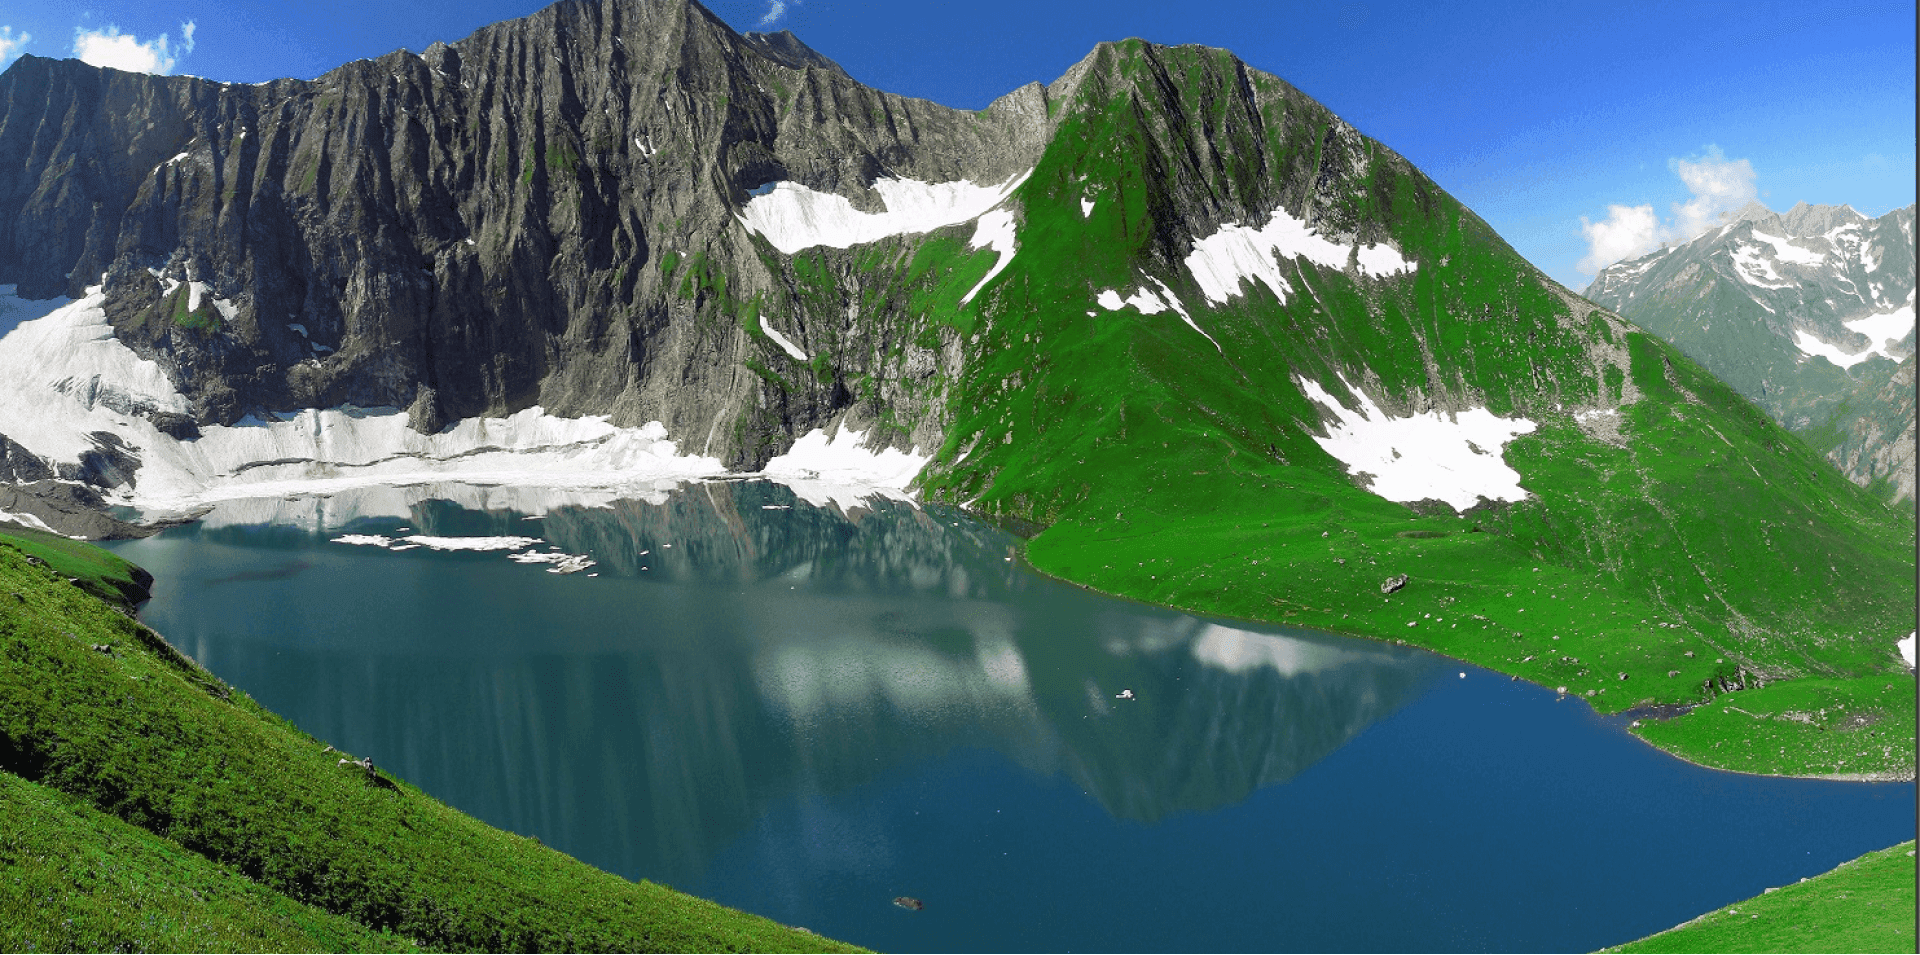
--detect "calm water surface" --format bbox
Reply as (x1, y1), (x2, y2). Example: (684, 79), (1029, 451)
(107, 481), (1915, 953)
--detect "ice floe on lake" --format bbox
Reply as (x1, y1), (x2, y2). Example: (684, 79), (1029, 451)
(1296, 375), (1537, 512)
(331, 532), (595, 574)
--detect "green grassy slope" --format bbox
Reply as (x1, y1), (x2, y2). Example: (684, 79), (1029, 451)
(0, 543), (857, 953)
(1599, 840), (1917, 953)
(1, 770), (413, 953)
(885, 41), (1915, 778)
(1, 526), (153, 606)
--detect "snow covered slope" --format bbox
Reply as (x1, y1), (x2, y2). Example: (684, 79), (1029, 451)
(1585, 202), (1915, 502)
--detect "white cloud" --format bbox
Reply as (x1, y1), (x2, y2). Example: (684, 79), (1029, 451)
(1578, 204), (1663, 275)
(0, 26), (29, 68)
(1577, 145), (1761, 275)
(72, 21), (195, 75)
(758, 0), (795, 27)
(1670, 146), (1757, 238)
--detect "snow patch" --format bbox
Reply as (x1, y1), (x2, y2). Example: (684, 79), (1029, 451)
(1901, 632), (1916, 669)
(1093, 278), (1219, 351)
(960, 208), (1018, 305)
(1185, 207), (1415, 305)
(738, 170), (1031, 255)
(0, 507), (60, 535)
(1080, 196), (1095, 218)
(1296, 375), (1537, 512)
(1749, 230), (1824, 266)
(1729, 244), (1790, 288)
(1792, 305), (1916, 369)
(763, 425), (927, 491)
(759, 315), (809, 361)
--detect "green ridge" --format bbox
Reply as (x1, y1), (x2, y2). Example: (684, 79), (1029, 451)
(1600, 840), (1917, 953)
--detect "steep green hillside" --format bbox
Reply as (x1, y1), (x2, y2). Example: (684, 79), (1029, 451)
(849, 42), (1917, 777)
(0, 542), (856, 953)
(1600, 840), (1917, 953)
(1, 770), (413, 952)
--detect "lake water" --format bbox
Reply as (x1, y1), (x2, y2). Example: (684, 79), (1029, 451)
(106, 480), (1915, 953)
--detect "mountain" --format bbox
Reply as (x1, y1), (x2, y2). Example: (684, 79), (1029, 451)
(0, 0), (1911, 785)
(1585, 202), (1916, 504)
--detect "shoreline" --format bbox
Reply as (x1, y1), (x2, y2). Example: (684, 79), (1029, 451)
(1001, 528), (1918, 786)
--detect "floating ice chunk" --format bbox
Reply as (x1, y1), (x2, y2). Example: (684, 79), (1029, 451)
(960, 208), (1018, 305)
(1296, 375), (1537, 511)
(1185, 207), (1415, 304)
(332, 534), (395, 547)
(739, 169), (1031, 254)
(401, 535), (540, 552)
(508, 550), (596, 573)
(759, 314), (809, 361)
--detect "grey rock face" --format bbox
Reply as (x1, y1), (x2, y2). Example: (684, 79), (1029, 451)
(1585, 203), (1916, 503)
(0, 0), (1047, 467)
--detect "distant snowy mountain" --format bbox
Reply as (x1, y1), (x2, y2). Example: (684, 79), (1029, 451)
(1586, 202), (1916, 503)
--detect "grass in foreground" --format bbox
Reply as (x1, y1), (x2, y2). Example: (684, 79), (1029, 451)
(0, 769), (413, 953)
(1600, 840), (1917, 953)
(0, 543), (857, 953)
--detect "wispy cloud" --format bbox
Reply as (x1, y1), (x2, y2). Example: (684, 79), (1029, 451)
(72, 21), (196, 75)
(1577, 145), (1760, 275)
(1669, 146), (1757, 237)
(758, 0), (798, 28)
(0, 26), (29, 69)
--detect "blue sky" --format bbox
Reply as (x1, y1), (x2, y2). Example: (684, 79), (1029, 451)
(1, 0), (1912, 291)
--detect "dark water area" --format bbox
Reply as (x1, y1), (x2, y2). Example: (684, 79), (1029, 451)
(107, 481), (1915, 953)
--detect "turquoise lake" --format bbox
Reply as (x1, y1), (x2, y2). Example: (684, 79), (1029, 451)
(107, 480), (1915, 952)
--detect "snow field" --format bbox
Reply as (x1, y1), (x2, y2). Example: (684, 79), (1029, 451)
(1748, 230), (1825, 265)
(737, 170), (1031, 254)
(1093, 278), (1220, 351)
(1184, 206), (1415, 305)
(1791, 302), (1916, 370)
(0, 287), (729, 509)
(762, 424), (927, 490)
(960, 209), (1019, 305)
(759, 315), (809, 361)
(1296, 375), (1537, 512)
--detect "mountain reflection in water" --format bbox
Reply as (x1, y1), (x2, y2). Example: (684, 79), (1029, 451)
(116, 480), (1440, 886)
